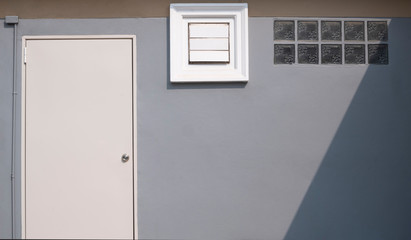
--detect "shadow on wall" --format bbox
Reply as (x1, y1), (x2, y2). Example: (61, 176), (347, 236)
(284, 19), (411, 240)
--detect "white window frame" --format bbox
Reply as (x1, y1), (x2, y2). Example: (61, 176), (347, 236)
(170, 3), (249, 82)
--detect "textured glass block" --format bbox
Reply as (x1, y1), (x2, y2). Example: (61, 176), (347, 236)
(345, 44), (365, 64)
(368, 44), (388, 64)
(274, 20), (295, 40)
(298, 21), (318, 41)
(298, 44), (318, 64)
(344, 21), (365, 41)
(321, 21), (341, 41)
(274, 44), (295, 64)
(321, 44), (342, 64)
(367, 21), (388, 41)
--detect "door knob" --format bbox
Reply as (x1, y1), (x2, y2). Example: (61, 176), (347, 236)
(121, 154), (129, 162)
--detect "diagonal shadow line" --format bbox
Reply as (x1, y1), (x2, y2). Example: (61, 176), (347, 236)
(283, 18), (411, 240)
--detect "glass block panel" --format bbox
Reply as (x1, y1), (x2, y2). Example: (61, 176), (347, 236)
(298, 44), (318, 64)
(344, 21), (365, 41)
(345, 44), (365, 64)
(368, 44), (388, 64)
(321, 44), (342, 64)
(367, 21), (388, 41)
(298, 21), (318, 41)
(321, 21), (341, 41)
(274, 20), (295, 40)
(274, 44), (295, 64)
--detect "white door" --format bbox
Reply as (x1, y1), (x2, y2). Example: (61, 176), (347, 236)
(23, 37), (136, 239)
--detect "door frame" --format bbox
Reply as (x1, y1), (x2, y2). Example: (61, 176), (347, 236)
(20, 35), (138, 239)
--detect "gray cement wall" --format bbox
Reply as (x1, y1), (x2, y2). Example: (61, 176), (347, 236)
(0, 18), (410, 239)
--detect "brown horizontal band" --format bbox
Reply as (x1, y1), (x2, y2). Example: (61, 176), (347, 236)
(0, 0), (410, 18)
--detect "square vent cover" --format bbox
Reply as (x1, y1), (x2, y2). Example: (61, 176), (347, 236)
(170, 3), (249, 82)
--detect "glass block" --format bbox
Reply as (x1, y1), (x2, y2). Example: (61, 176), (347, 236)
(274, 20), (295, 40)
(344, 21), (365, 41)
(368, 44), (388, 64)
(298, 21), (318, 41)
(321, 44), (342, 64)
(274, 44), (295, 64)
(345, 44), (365, 64)
(298, 44), (318, 64)
(367, 21), (388, 41)
(321, 21), (341, 41)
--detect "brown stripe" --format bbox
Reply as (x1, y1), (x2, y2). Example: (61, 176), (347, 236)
(0, 0), (410, 18)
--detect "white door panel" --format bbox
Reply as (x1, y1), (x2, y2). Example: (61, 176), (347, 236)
(24, 38), (134, 239)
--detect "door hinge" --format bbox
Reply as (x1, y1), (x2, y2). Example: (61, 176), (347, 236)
(24, 47), (27, 64)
